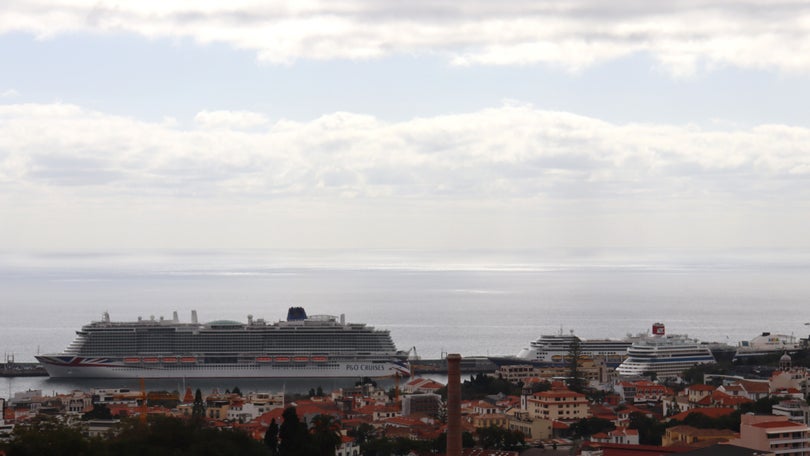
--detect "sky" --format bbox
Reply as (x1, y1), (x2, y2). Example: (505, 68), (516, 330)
(1, 0), (810, 257)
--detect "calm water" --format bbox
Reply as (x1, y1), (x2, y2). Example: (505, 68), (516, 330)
(2, 249), (809, 395)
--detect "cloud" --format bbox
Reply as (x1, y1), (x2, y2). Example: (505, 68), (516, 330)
(2, 1), (810, 74)
(194, 110), (270, 130)
(1, 102), (809, 204)
(1, 89), (20, 98)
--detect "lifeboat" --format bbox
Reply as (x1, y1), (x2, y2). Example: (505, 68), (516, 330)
(142, 357), (159, 363)
(312, 356), (328, 362)
(124, 357), (140, 363)
(274, 356), (290, 363)
(292, 356), (309, 362)
(551, 355), (563, 362)
(256, 356), (273, 363)
(180, 357), (197, 363)
(162, 357), (178, 363)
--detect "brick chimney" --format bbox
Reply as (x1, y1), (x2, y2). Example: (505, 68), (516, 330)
(446, 353), (462, 456)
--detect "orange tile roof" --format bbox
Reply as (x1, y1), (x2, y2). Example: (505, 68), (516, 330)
(534, 390), (586, 399)
(752, 420), (807, 429)
(382, 416), (423, 427)
(739, 380), (770, 394)
(668, 407), (736, 422)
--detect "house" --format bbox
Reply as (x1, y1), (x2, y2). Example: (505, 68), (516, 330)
(524, 386), (590, 422)
(591, 427), (640, 445)
(732, 414), (810, 455)
(472, 413), (508, 429)
(661, 425), (737, 447)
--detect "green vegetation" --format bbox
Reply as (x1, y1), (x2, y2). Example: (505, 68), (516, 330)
(360, 432), (474, 456)
(666, 410), (742, 432)
(82, 403), (113, 421)
(476, 425), (525, 450)
(663, 395), (785, 434)
(627, 412), (666, 446)
(680, 362), (734, 386)
(436, 372), (550, 400)
(567, 339), (586, 393)
(263, 418), (279, 455)
(2, 415), (271, 456)
(191, 388), (205, 418)
(569, 417), (615, 439)
(1, 406), (352, 456)
(739, 396), (783, 415)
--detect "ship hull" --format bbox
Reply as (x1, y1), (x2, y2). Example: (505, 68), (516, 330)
(36, 356), (410, 379)
(488, 355), (626, 369)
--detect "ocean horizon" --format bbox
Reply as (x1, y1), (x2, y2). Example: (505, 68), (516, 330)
(3, 248), (810, 395)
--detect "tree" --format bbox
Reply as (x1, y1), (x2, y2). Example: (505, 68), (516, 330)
(347, 422), (375, 445)
(740, 396), (783, 415)
(567, 339), (586, 393)
(233, 386), (242, 396)
(82, 403), (113, 421)
(192, 388), (206, 419)
(476, 425), (525, 450)
(278, 407), (313, 456)
(627, 412), (666, 446)
(5, 415), (273, 456)
(264, 418), (279, 455)
(316, 386), (324, 397)
(570, 417), (615, 439)
(310, 414), (341, 456)
(5, 416), (92, 456)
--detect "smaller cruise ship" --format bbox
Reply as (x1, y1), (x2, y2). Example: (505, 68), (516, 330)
(616, 323), (715, 379)
(733, 332), (801, 361)
(512, 330), (632, 367)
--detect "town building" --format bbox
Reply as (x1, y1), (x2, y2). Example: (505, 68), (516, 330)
(774, 399), (810, 425)
(590, 427), (640, 445)
(402, 393), (441, 416)
(733, 414), (810, 456)
(661, 425), (738, 447)
(524, 384), (590, 422)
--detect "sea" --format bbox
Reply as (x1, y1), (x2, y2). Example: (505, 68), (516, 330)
(2, 249), (810, 396)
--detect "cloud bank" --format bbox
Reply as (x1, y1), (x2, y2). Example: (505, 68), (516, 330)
(3, 1), (810, 74)
(1, 102), (808, 203)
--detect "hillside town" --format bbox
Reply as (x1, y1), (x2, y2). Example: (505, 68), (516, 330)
(3, 352), (810, 455)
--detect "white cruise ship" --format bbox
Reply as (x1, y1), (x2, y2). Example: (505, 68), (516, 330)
(514, 330), (632, 367)
(36, 307), (411, 379)
(616, 323), (715, 379)
(733, 332), (801, 361)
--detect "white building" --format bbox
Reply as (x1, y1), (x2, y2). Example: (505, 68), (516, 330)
(774, 400), (810, 426)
